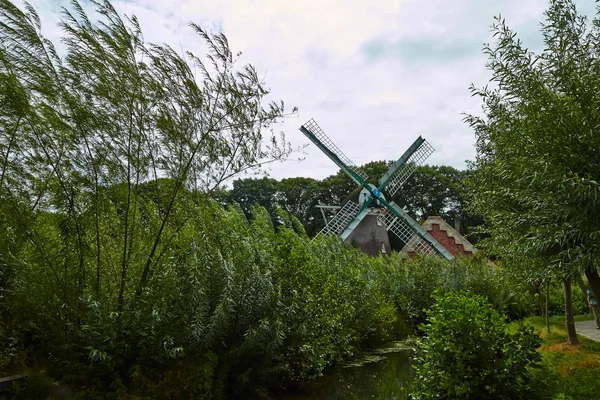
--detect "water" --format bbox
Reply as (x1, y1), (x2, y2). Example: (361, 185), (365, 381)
(278, 342), (413, 400)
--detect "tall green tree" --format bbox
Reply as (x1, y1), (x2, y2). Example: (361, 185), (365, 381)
(229, 177), (278, 218)
(466, 0), (600, 343)
(0, 0), (295, 360)
(276, 176), (319, 231)
(226, 176), (321, 233)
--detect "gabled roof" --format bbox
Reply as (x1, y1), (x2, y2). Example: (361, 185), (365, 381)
(422, 216), (477, 253)
(401, 216), (477, 257)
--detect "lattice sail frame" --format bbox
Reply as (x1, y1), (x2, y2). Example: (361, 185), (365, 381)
(377, 211), (436, 256)
(301, 119), (369, 182)
(315, 200), (360, 237)
(384, 140), (434, 197)
(301, 118), (452, 260)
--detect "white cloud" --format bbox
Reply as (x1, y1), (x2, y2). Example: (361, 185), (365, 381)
(26, 0), (597, 182)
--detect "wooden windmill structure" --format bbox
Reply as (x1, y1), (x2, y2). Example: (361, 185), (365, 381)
(300, 118), (453, 260)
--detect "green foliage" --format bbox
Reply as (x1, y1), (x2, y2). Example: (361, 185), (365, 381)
(466, 0), (600, 280)
(228, 162), (482, 241)
(1, 187), (531, 399)
(375, 255), (537, 327)
(2, 194), (401, 398)
(393, 166), (460, 219)
(410, 291), (548, 400)
(0, 0), (296, 324)
(276, 177), (320, 231)
(269, 218), (398, 381)
(0, 0), (303, 397)
(229, 177), (279, 218)
(465, 0), (600, 344)
(0, 1), (547, 398)
(524, 315), (600, 400)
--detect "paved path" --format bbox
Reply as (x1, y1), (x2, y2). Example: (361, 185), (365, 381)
(575, 319), (600, 342)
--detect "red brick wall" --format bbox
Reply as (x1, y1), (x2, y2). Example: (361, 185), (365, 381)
(427, 223), (472, 258)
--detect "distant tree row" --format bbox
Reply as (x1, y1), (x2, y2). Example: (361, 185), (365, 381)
(219, 163), (483, 241)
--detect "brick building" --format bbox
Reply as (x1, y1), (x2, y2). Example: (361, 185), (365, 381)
(401, 216), (476, 258)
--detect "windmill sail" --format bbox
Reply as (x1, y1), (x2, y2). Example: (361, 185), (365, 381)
(378, 201), (453, 259)
(378, 137), (434, 197)
(340, 207), (370, 241)
(378, 212), (435, 255)
(300, 117), (453, 260)
(317, 200), (372, 252)
(316, 200), (361, 237)
(300, 119), (369, 187)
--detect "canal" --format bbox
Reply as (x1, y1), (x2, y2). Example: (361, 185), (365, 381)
(278, 342), (413, 400)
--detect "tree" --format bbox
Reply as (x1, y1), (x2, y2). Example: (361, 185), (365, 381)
(466, 0), (600, 343)
(229, 177), (278, 218)
(227, 176), (323, 233)
(0, 0), (295, 350)
(276, 177), (319, 232)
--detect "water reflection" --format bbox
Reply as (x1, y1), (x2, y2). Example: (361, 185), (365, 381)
(278, 344), (413, 400)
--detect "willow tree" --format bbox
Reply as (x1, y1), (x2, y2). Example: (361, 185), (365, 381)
(466, 0), (600, 344)
(0, 0), (294, 321)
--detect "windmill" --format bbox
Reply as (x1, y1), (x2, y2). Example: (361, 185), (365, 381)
(300, 118), (453, 260)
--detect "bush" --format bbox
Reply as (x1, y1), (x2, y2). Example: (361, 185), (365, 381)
(374, 255), (537, 328)
(410, 291), (549, 400)
(3, 200), (398, 398)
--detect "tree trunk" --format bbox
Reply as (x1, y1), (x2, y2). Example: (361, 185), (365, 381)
(564, 279), (579, 345)
(534, 281), (544, 316)
(575, 274), (588, 301)
(585, 267), (600, 308)
(545, 280), (550, 334)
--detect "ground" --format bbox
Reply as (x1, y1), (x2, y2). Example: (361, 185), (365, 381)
(574, 319), (600, 342)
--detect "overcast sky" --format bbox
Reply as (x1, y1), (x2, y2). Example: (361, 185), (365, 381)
(30, 0), (596, 181)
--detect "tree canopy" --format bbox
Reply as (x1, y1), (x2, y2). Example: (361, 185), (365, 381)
(468, 0), (600, 274)
(0, 0), (296, 303)
(228, 162), (479, 240)
(466, 0), (600, 342)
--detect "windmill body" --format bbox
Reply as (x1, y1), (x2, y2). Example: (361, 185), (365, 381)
(337, 188), (392, 256)
(300, 119), (453, 260)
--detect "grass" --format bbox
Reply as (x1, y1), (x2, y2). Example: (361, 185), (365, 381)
(518, 314), (600, 399)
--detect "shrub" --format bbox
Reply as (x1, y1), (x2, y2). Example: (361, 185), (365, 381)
(410, 291), (548, 400)
(375, 255), (537, 328)
(4, 199), (398, 398)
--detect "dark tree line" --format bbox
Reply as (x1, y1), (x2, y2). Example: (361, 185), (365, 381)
(224, 162), (483, 241)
